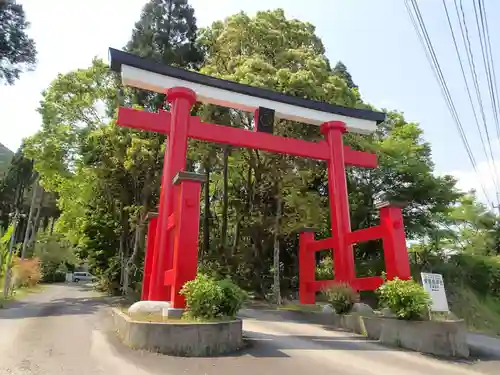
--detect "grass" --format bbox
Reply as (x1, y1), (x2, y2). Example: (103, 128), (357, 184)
(0, 283), (45, 308)
(278, 303), (322, 312)
(445, 285), (500, 336)
(119, 307), (235, 324)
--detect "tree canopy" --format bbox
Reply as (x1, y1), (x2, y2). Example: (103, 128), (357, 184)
(0, 1), (36, 85)
(333, 61), (357, 90)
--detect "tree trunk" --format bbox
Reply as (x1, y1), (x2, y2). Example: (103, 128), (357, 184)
(42, 216), (50, 232)
(123, 215), (145, 296)
(50, 218), (56, 235)
(27, 190), (44, 249)
(231, 164), (252, 256)
(221, 146), (230, 250)
(273, 183), (282, 305)
(21, 179), (40, 259)
(123, 170), (152, 296)
(202, 159), (211, 258)
(119, 206), (129, 294)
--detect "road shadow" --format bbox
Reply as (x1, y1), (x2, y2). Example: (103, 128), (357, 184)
(99, 326), (385, 375)
(238, 330), (391, 358)
(0, 292), (110, 320)
(238, 308), (331, 326)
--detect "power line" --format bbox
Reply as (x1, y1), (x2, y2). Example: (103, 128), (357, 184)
(476, 0), (500, 155)
(404, 0), (493, 206)
(480, 0), (500, 140)
(454, 0), (500, 198)
(442, 0), (491, 183)
(471, 0), (500, 192)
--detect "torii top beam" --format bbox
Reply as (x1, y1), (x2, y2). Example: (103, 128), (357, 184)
(108, 48), (385, 134)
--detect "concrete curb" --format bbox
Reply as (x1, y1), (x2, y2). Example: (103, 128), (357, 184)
(467, 333), (500, 359)
(112, 308), (244, 356)
(240, 308), (470, 358)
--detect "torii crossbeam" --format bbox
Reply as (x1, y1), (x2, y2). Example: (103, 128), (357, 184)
(109, 48), (411, 308)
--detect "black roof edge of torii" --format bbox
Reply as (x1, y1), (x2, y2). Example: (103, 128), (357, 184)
(108, 47), (386, 124)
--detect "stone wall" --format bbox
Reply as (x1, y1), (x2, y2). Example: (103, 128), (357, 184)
(377, 318), (469, 358)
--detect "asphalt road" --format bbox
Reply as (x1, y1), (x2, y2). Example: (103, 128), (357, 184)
(0, 284), (498, 375)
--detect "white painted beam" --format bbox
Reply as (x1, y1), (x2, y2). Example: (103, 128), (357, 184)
(121, 64), (377, 134)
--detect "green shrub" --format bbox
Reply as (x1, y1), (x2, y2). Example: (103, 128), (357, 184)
(180, 274), (248, 320)
(377, 277), (431, 320)
(42, 271), (66, 283)
(322, 282), (357, 314)
(316, 256), (334, 280)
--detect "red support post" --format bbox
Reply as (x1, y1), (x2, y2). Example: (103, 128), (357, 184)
(299, 229), (316, 304)
(320, 121), (355, 283)
(115, 87), (409, 304)
(141, 215), (158, 300)
(168, 172), (205, 308)
(379, 203), (411, 280)
(149, 87), (196, 301)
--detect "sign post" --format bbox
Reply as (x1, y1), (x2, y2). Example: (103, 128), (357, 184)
(421, 272), (449, 312)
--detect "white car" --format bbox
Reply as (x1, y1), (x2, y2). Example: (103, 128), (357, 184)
(72, 272), (97, 283)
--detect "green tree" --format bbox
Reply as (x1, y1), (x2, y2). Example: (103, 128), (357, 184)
(125, 0), (203, 109)
(34, 232), (76, 281)
(446, 193), (497, 255)
(197, 9), (362, 296)
(333, 61), (357, 90)
(0, 0), (36, 85)
(0, 147), (34, 228)
(127, 0), (202, 68)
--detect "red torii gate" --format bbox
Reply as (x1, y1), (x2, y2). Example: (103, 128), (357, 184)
(110, 48), (411, 309)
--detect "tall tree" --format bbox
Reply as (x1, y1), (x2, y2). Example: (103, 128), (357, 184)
(0, 0), (36, 85)
(125, 0), (203, 109)
(198, 9), (361, 294)
(127, 0), (202, 67)
(0, 146), (35, 230)
(333, 61), (357, 90)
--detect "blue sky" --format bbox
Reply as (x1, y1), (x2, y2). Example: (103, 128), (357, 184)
(1, 0), (500, 205)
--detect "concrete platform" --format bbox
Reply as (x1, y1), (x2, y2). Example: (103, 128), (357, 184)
(112, 308), (243, 356)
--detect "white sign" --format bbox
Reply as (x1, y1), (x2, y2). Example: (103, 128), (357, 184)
(421, 272), (449, 312)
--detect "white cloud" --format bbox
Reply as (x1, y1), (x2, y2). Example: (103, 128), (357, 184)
(447, 159), (500, 208)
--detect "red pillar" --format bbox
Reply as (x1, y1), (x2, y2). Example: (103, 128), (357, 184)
(299, 230), (316, 304)
(149, 87), (196, 301)
(169, 172), (205, 308)
(379, 203), (411, 280)
(141, 215), (158, 300)
(320, 121), (355, 283)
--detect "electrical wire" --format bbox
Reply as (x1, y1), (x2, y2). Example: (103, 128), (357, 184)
(404, 0), (493, 206)
(442, 0), (491, 184)
(454, 0), (500, 198)
(479, 0), (500, 142)
(474, 0), (500, 139)
(476, 0), (500, 162)
(471, 0), (500, 192)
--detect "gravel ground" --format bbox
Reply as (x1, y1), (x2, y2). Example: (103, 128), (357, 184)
(0, 284), (498, 375)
